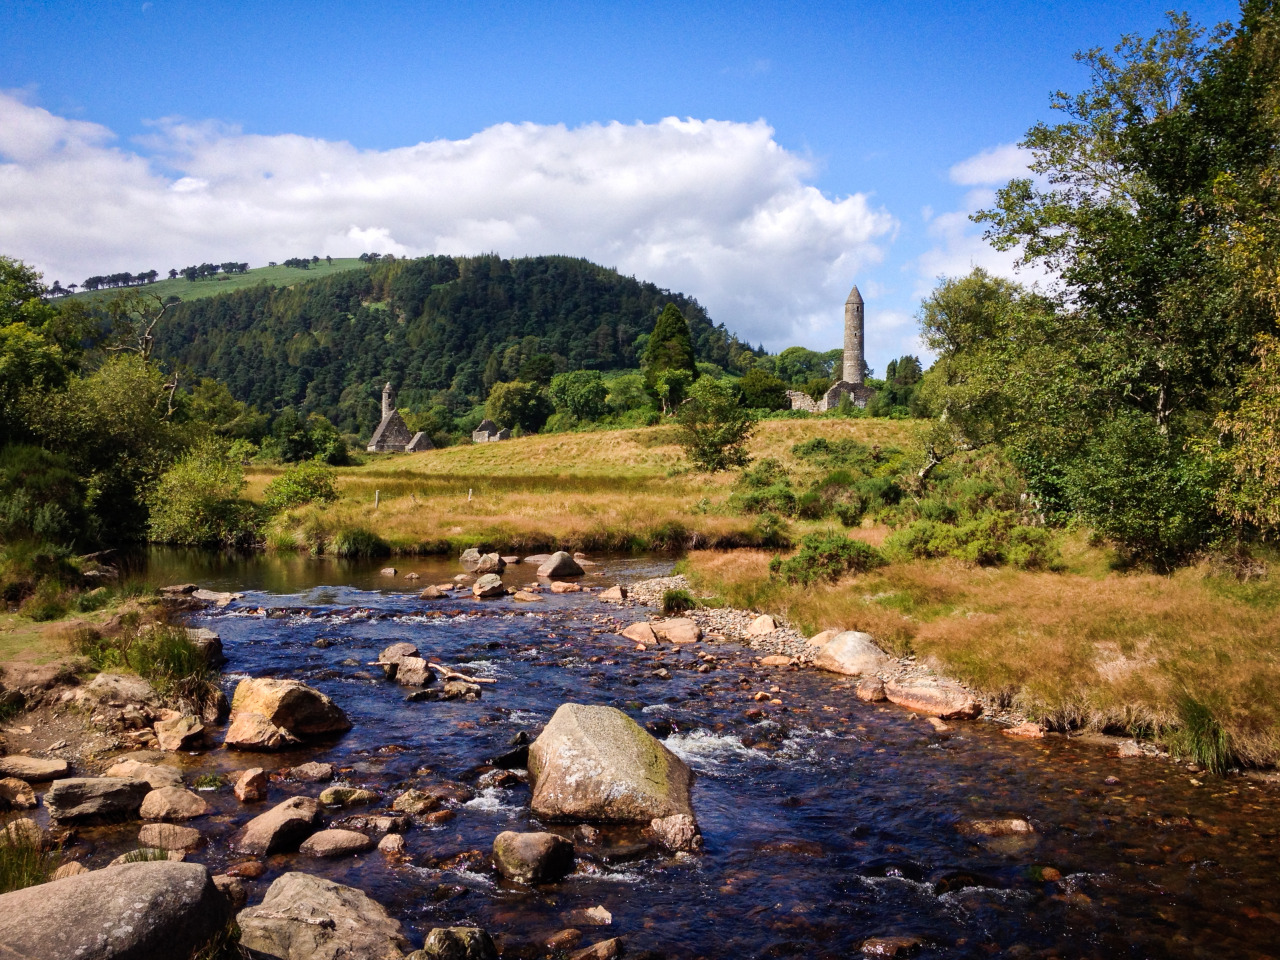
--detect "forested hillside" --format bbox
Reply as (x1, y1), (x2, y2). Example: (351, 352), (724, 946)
(152, 254), (757, 434)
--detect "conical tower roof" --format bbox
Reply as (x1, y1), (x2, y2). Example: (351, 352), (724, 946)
(846, 285), (863, 304)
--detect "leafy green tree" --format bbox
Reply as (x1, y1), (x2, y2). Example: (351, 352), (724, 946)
(643, 304), (699, 387)
(652, 369), (694, 415)
(1210, 334), (1280, 536)
(518, 353), (557, 386)
(147, 440), (257, 547)
(737, 368), (790, 410)
(264, 410), (349, 465)
(485, 380), (553, 433)
(548, 370), (609, 422)
(675, 377), (757, 471)
(24, 355), (184, 544)
(605, 373), (650, 413)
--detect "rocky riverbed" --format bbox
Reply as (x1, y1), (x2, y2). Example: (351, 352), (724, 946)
(1, 551), (1277, 959)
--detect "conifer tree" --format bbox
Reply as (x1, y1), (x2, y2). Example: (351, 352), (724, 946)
(643, 303), (699, 396)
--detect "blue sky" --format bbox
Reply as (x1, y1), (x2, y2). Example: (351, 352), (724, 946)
(0, 0), (1242, 372)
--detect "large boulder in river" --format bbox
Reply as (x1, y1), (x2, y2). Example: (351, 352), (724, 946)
(104, 759), (183, 789)
(537, 551), (584, 578)
(0, 861), (229, 960)
(528, 703), (695, 823)
(45, 777), (150, 824)
(885, 677), (982, 720)
(231, 795), (322, 855)
(237, 871), (409, 960)
(812, 631), (889, 677)
(224, 678), (351, 750)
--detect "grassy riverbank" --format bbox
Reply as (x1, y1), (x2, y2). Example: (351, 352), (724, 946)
(251, 418), (923, 555)
(683, 542), (1280, 768)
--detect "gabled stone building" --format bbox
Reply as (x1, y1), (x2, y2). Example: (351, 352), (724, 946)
(472, 419), (511, 443)
(367, 382), (433, 453)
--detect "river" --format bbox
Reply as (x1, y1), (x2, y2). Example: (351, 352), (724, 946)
(65, 551), (1280, 957)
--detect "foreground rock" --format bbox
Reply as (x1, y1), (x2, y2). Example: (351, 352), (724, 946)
(185, 627), (226, 666)
(885, 678), (982, 720)
(238, 871), (409, 960)
(472, 574), (506, 598)
(529, 703), (696, 822)
(651, 618), (701, 643)
(140, 785), (208, 820)
(138, 822), (202, 851)
(85, 672), (158, 708)
(225, 677), (351, 750)
(0, 755), (69, 782)
(233, 767), (269, 802)
(813, 631), (889, 677)
(45, 777), (149, 824)
(0, 777), (36, 809)
(620, 622), (657, 644)
(0, 861), (229, 960)
(537, 551), (584, 579)
(104, 759), (183, 789)
(231, 795), (322, 854)
(155, 714), (204, 752)
(300, 828), (375, 858)
(650, 813), (703, 852)
(492, 831), (575, 884)
(413, 927), (498, 960)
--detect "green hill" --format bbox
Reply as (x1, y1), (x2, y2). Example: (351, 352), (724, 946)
(66, 258), (367, 304)
(148, 254), (758, 435)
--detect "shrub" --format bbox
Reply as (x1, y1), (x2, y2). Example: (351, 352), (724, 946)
(17, 578), (67, 621)
(147, 440), (258, 548)
(769, 533), (887, 585)
(883, 512), (1059, 570)
(262, 460), (339, 512)
(662, 588), (696, 615)
(331, 526), (390, 558)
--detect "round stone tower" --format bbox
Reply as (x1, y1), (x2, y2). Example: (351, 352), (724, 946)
(843, 285), (864, 385)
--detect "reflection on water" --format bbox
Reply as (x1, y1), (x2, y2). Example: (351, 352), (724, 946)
(40, 552), (1280, 956)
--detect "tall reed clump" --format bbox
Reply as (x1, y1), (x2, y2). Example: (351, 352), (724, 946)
(331, 526), (390, 558)
(0, 827), (60, 893)
(662, 588), (696, 615)
(1162, 695), (1237, 775)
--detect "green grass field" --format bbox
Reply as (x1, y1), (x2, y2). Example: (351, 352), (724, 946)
(64, 258), (368, 305)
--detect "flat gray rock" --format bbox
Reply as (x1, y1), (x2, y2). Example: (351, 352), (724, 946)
(0, 755), (68, 782)
(0, 861), (229, 960)
(45, 777), (149, 824)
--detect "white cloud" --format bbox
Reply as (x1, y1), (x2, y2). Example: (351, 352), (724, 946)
(0, 92), (896, 349)
(913, 144), (1050, 304)
(948, 142), (1033, 186)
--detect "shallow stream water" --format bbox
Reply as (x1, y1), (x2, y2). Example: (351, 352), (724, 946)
(41, 552), (1280, 957)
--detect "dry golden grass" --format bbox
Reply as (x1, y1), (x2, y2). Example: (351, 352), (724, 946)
(683, 545), (1280, 765)
(250, 418), (923, 553)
